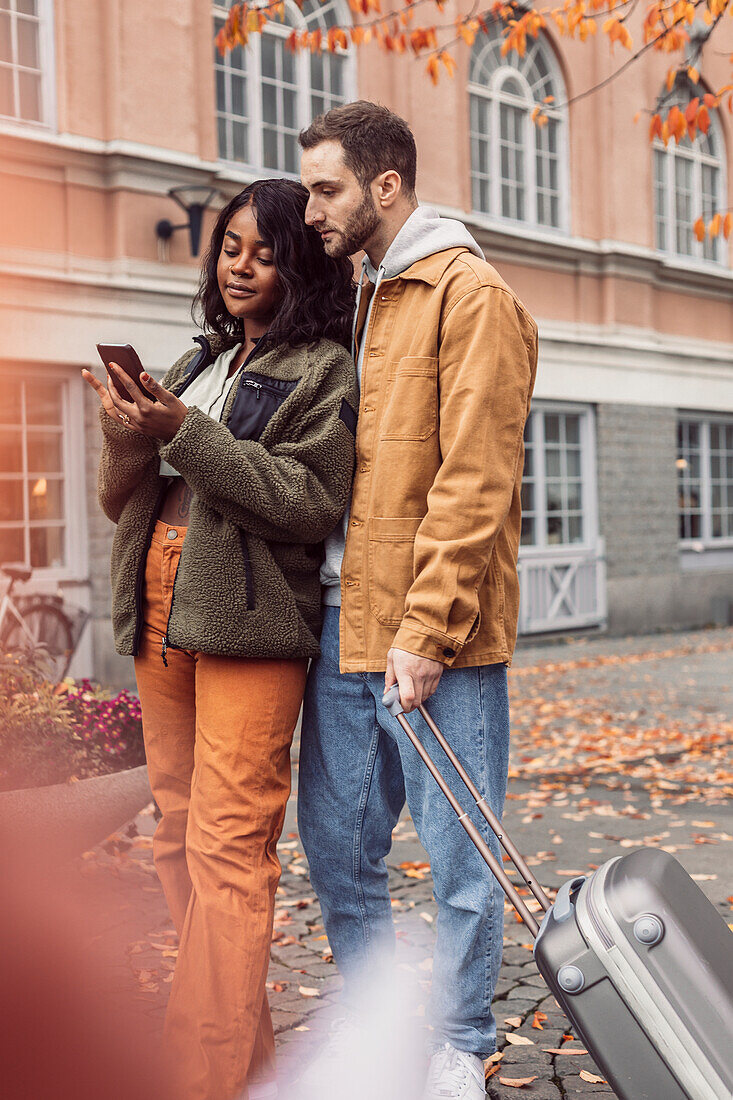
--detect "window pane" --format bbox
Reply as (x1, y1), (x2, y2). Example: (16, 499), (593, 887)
(567, 515), (583, 543)
(0, 526), (25, 563)
(0, 479), (23, 521)
(231, 121), (246, 162)
(566, 449), (581, 478)
(565, 415), (580, 444)
(26, 382), (63, 426)
(546, 479), (562, 513)
(545, 448), (561, 478)
(283, 87), (297, 130)
(17, 68), (40, 120)
(284, 133), (298, 175)
(521, 482), (534, 511)
(0, 63), (14, 116)
(262, 126), (278, 170)
(217, 114), (227, 159)
(229, 43), (246, 72)
(261, 35), (276, 78)
(311, 51), (325, 92)
(262, 81), (277, 125)
(231, 74), (246, 118)
(16, 0), (38, 15)
(17, 15), (38, 68)
(0, 430), (23, 473)
(547, 516), (562, 544)
(545, 414), (560, 443)
(521, 515), (535, 544)
(28, 477), (63, 521)
(26, 430), (62, 473)
(0, 378), (22, 423)
(0, 12), (11, 63)
(281, 40), (295, 85)
(502, 75), (523, 97)
(566, 481), (582, 511)
(215, 67), (226, 113)
(30, 525), (64, 568)
(329, 56), (344, 100)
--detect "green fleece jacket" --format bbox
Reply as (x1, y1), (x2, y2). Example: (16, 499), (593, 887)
(98, 335), (357, 660)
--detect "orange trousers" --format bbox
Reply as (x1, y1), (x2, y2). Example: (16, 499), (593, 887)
(134, 521), (307, 1100)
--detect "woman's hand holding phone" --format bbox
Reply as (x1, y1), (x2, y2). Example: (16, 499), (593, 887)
(104, 363), (188, 442)
(82, 364), (189, 442)
(81, 367), (142, 429)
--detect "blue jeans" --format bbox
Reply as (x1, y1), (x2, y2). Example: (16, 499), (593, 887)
(298, 606), (510, 1057)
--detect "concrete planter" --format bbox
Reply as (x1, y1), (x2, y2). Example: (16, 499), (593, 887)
(0, 764), (152, 864)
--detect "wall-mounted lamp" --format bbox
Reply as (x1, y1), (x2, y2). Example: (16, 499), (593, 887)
(155, 185), (220, 257)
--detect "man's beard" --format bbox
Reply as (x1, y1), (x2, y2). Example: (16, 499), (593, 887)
(323, 188), (381, 259)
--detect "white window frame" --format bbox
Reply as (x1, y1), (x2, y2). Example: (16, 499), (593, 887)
(0, 366), (87, 584)
(520, 401), (598, 553)
(0, 0), (56, 132)
(214, 0), (356, 176)
(677, 414), (733, 549)
(653, 89), (727, 267)
(469, 27), (570, 233)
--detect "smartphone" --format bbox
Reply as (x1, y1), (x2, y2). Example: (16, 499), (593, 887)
(96, 343), (155, 402)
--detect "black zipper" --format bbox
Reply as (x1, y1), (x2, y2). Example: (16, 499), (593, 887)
(132, 483), (167, 657)
(242, 378), (264, 400)
(241, 376), (294, 399)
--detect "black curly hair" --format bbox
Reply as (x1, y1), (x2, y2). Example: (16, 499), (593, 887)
(193, 179), (355, 351)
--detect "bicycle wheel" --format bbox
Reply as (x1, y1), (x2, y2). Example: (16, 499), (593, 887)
(2, 600), (75, 681)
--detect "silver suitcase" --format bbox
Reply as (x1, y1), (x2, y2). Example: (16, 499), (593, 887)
(381, 686), (733, 1100)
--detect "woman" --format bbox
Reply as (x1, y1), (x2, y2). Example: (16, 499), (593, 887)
(82, 180), (357, 1100)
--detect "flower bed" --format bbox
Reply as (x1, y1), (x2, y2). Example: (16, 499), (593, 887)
(0, 652), (145, 792)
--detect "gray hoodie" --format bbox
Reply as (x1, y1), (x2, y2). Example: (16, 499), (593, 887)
(321, 206), (485, 605)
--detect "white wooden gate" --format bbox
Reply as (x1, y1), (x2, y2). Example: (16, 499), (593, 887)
(517, 539), (607, 634)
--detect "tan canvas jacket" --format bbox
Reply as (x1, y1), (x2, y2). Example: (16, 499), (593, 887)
(338, 246), (538, 673)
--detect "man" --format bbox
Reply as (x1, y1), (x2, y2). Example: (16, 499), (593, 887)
(298, 101), (538, 1100)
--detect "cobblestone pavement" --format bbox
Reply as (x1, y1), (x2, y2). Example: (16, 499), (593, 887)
(78, 626), (733, 1098)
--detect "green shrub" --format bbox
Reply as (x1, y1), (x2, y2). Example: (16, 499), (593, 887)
(0, 652), (145, 792)
(0, 651), (80, 791)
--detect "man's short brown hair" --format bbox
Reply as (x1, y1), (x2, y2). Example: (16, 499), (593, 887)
(299, 100), (417, 196)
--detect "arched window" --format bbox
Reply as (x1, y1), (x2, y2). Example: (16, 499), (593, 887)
(469, 22), (567, 230)
(214, 0), (354, 174)
(653, 89), (725, 264)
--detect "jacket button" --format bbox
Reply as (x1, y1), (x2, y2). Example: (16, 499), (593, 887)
(443, 647), (455, 658)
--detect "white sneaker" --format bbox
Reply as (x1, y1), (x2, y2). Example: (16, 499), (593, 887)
(294, 1015), (362, 1096)
(423, 1043), (486, 1099)
(247, 1081), (278, 1100)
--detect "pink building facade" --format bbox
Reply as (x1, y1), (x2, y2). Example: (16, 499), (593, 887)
(1, 0), (732, 685)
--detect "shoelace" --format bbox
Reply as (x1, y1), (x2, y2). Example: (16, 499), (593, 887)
(427, 1044), (484, 1098)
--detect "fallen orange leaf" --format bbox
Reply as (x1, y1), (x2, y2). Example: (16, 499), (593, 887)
(543, 1047), (588, 1055)
(499, 1076), (538, 1087)
(580, 1069), (606, 1083)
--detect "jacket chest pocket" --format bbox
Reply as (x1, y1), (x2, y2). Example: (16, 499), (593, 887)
(380, 356), (438, 442)
(228, 373), (299, 441)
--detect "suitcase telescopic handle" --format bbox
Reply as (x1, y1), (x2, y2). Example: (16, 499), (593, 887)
(382, 685), (551, 938)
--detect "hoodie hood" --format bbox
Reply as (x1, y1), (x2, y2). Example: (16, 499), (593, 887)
(351, 205), (485, 365)
(363, 205), (485, 283)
